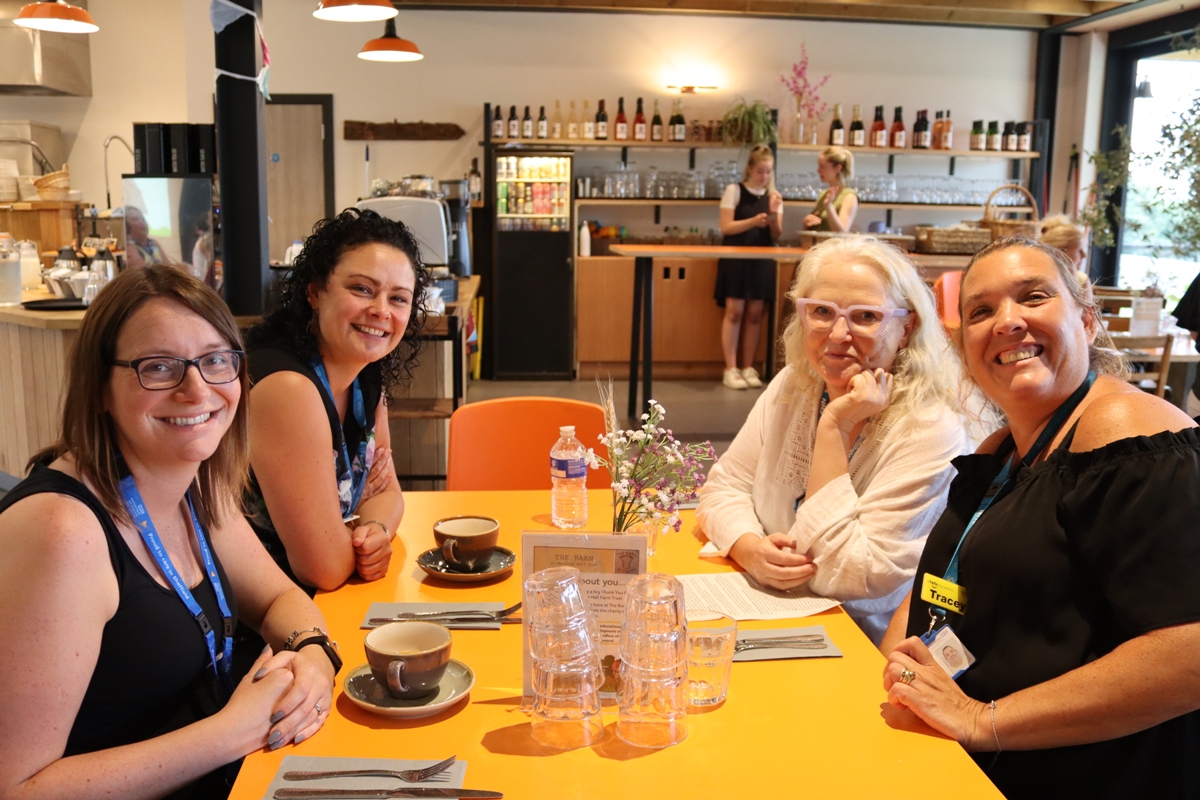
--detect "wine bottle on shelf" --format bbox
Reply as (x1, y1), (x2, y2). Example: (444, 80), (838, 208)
(634, 97), (647, 141)
(595, 99), (608, 140)
(987, 120), (1001, 151)
(522, 105), (533, 139)
(932, 111), (944, 150)
(970, 120), (986, 151)
(537, 105), (548, 139)
(567, 101), (580, 139)
(940, 109), (953, 150)
(1002, 121), (1017, 151)
(468, 157), (482, 202)
(672, 100), (687, 141)
(551, 101), (563, 139)
(1017, 121), (1032, 152)
(651, 99), (663, 142)
(492, 106), (504, 139)
(870, 105), (887, 148)
(913, 110), (931, 149)
(849, 104), (865, 147)
(829, 103), (845, 146)
(583, 100), (597, 139)
(508, 105), (520, 139)
(615, 97), (628, 141)
(890, 106), (906, 149)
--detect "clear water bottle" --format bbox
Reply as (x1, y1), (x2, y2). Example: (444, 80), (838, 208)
(551, 425), (588, 529)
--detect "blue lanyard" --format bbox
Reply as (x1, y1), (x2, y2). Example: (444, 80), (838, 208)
(795, 390), (863, 513)
(118, 471), (233, 690)
(311, 357), (369, 513)
(935, 371), (1096, 610)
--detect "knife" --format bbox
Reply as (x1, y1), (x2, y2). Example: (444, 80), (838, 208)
(274, 789), (502, 799)
(367, 616), (522, 626)
(734, 641), (828, 653)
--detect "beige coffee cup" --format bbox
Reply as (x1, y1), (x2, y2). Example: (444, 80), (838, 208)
(433, 515), (500, 572)
(364, 622), (452, 699)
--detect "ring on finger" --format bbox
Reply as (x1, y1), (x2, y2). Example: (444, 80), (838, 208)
(900, 667), (916, 686)
(314, 701), (323, 715)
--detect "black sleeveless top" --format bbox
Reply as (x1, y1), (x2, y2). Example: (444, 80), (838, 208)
(242, 341), (383, 591)
(0, 463), (238, 799)
(907, 426), (1200, 799)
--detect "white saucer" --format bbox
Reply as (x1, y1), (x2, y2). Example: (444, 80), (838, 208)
(343, 660), (475, 718)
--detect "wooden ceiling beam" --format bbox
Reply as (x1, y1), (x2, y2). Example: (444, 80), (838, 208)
(398, 0), (1053, 26)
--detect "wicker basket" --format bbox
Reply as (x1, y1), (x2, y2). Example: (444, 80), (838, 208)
(913, 226), (992, 255)
(980, 184), (1039, 240)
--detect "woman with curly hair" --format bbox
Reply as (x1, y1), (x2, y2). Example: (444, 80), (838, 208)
(697, 236), (972, 644)
(243, 208), (428, 593)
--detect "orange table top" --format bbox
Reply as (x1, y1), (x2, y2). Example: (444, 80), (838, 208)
(228, 489), (1002, 799)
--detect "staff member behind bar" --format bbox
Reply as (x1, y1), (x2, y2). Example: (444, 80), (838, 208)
(243, 209), (428, 592)
(0, 266), (338, 799)
(698, 237), (971, 643)
(715, 144), (784, 391)
(804, 147), (858, 233)
(881, 237), (1200, 799)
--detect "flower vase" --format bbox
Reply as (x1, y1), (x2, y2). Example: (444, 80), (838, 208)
(622, 519), (659, 557)
(804, 118), (820, 146)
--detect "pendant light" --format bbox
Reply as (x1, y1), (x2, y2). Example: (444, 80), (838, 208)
(358, 19), (422, 62)
(313, 0), (397, 22)
(14, 1), (99, 34)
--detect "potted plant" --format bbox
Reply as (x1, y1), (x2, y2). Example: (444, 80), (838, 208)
(721, 98), (778, 148)
(781, 43), (830, 146)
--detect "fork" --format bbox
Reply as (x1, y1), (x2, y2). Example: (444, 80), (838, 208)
(283, 755), (457, 784)
(734, 636), (827, 654)
(368, 603), (522, 625)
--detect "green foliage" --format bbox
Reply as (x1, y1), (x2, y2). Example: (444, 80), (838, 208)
(1148, 24), (1200, 259)
(1079, 126), (1136, 250)
(721, 98), (778, 147)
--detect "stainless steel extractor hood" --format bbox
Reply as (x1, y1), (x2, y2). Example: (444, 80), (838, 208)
(0, 0), (92, 96)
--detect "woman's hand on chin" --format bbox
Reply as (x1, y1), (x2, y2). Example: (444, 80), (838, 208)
(825, 368), (893, 433)
(730, 532), (817, 590)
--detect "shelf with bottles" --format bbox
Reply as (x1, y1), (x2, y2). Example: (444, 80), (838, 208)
(573, 198), (1031, 212)
(497, 177), (571, 183)
(775, 142), (1040, 159)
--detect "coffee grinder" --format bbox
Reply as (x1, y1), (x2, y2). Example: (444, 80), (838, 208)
(439, 179), (471, 277)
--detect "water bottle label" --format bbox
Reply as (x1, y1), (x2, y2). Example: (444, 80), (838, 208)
(551, 457), (587, 479)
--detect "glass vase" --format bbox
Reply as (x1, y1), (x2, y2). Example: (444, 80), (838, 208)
(620, 518), (659, 557)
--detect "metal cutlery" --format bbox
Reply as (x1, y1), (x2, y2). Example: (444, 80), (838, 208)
(274, 789), (502, 799)
(734, 635), (828, 654)
(284, 755), (457, 784)
(368, 603), (521, 625)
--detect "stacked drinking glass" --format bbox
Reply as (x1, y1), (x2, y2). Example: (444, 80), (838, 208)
(615, 573), (689, 748)
(525, 567), (605, 749)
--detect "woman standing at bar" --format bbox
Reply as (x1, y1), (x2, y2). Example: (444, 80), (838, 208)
(243, 209), (428, 593)
(716, 144), (784, 390)
(804, 147), (858, 233)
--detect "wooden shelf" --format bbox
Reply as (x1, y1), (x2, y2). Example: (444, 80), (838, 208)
(574, 198), (1033, 212)
(776, 143), (1041, 159)
(488, 139), (1039, 159)
(388, 397), (455, 420)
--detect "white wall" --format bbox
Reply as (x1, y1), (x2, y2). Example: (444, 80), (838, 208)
(1, 0), (1038, 225)
(1050, 32), (1107, 220)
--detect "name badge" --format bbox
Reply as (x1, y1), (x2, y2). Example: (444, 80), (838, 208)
(921, 573), (967, 615)
(919, 624), (975, 680)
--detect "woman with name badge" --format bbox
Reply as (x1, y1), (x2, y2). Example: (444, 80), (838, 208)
(698, 236), (972, 644)
(880, 237), (1200, 799)
(0, 266), (340, 800)
(243, 208), (428, 593)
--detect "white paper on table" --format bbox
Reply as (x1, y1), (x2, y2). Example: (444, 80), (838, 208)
(675, 571), (841, 621)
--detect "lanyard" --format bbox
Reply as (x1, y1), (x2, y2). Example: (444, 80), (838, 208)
(795, 390), (864, 513)
(931, 371), (1096, 623)
(311, 357), (369, 514)
(118, 470), (233, 690)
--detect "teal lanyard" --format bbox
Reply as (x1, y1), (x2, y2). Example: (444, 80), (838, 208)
(931, 371), (1096, 624)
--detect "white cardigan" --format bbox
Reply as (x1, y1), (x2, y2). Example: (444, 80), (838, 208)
(696, 365), (972, 643)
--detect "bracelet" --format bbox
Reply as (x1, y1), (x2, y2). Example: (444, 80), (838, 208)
(284, 627), (327, 651)
(989, 699), (1002, 753)
(362, 519), (393, 541)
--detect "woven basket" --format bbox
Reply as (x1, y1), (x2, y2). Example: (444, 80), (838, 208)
(980, 184), (1039, 240)
(35, 164), (70, 190)
(914, 226), (992, 255)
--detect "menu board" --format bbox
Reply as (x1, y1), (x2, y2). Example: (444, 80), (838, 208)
(521, 532), (647, 700)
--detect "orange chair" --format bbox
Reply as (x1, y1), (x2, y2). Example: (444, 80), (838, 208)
(932, 270), (963, 334)
(447, 397), (612, 491)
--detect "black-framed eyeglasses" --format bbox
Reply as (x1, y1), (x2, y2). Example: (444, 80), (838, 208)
(112, 350), (244, 390)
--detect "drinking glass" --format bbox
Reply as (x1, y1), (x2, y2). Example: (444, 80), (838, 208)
(686, 611), (736, 706)
(616, 573), (689, 748)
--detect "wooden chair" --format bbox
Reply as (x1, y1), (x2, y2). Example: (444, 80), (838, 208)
(1101, 314), (1130, 332)
(447, 397), (611, 491)
(1110, 334), (1173, 398)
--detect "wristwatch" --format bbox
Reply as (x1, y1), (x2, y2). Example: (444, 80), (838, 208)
(287, 630), (343, 676)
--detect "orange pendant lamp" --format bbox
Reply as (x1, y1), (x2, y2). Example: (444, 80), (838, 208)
(358, 19), (422, 62)
(313, 0), (397, 22)
(14, 0), (99, 34)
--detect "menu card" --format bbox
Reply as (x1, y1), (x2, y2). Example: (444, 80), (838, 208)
(521, 531), (648, 700)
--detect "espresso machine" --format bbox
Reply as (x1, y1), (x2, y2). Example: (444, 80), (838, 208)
(439, 179), (471, 277)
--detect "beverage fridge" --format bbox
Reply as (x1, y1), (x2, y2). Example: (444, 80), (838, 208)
(486, 145), (574, 378)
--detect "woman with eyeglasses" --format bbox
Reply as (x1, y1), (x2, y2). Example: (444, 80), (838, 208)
(697, 237), (972, 643)
(243, 209), (428, 594)
(0, 266), (338, 799)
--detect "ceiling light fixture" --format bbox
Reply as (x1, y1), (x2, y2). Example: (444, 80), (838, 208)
(14, 1), (99, 34)
(1135, 78), (1154, 99)
(314, 0), (397, 22)
(358, 19), (422, 62)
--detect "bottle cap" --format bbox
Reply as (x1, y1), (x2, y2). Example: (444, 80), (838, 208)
(560, 425), (576, 436)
